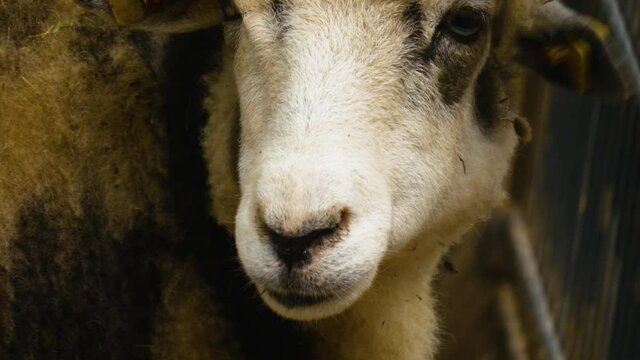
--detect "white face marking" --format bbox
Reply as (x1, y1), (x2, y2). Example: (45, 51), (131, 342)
(228, 0), (519, 320)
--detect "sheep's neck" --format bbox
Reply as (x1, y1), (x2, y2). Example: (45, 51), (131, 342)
(310, 234), (453, 360)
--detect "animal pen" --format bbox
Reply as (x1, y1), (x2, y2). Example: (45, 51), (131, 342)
(438, 0), (640, 359)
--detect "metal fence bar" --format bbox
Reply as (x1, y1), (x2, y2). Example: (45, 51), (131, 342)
(601, 0), (640, 105)
(509, 211), (565, 360)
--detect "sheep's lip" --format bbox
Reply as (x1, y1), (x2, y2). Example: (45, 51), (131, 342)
(265, 290), (335, 308)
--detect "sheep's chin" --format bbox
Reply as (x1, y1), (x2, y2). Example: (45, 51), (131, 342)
(255, 271), (376, 321)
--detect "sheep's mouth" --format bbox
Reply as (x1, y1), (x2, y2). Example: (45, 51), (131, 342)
(252, 262), (379, 320)
(265, 290), (336, 309)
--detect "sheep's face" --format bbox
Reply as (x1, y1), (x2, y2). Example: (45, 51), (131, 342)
(231, 0), (520, 320)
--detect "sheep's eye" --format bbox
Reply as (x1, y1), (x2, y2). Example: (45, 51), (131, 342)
(445, 8), (486, 42)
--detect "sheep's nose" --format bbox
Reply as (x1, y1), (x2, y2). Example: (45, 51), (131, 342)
(263, 210), (348, 269)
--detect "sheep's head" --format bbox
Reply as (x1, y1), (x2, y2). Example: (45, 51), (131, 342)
(86, 0), (632, 321)
(227, 0), (524, 320)
(224, 0), (631, 321)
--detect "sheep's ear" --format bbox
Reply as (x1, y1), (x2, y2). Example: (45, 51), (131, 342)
(517, 1), (636, 99)
(77, 0), (237, 32)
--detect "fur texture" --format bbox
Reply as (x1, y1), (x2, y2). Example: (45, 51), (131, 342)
(3, 1), (620, 359)
(0, 1), (242, 358)
(1, 2), (169, 356)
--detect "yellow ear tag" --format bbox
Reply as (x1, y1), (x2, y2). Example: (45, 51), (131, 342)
(108, 0), (146, 26)
(544, 18), (610, 94)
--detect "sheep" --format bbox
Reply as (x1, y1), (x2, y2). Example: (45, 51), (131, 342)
(2, 0), (630, 359)
(180, 0), (631, 359)
(199, 3), (534, 358)
(0, 1), (246, 357)
(0, 0), (171, 355)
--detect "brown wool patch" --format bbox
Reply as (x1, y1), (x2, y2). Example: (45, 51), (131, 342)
(7, 192), (169, 357)
(0, 0), (57, 45)
(1, 1), (178, 356)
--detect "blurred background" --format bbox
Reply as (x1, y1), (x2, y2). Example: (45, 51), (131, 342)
(436, 0), (640, 359)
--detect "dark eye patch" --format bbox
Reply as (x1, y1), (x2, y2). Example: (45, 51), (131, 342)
(400, 2), (492, 106)
(437, 29), (493, 106)
(474, 61), (502, 131)
(402, 3), (488, 65)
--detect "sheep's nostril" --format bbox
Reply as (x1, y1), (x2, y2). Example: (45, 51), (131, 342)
(269, 227), (337, 268)
(263, 210), (348, 269)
